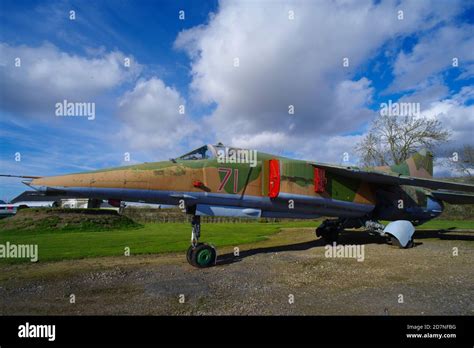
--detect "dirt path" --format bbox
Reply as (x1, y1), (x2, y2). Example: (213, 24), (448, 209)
(0, 228), (473, 315)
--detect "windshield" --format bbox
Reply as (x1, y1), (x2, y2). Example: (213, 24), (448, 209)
(178, 145), (215, 160)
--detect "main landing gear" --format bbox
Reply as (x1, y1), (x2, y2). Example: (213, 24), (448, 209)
(316, 218), (416, 248)
(186, 215), (217, 268)
(316, 219), (343, 244)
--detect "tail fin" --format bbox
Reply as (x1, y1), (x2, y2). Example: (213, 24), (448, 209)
(390, 149), (433, 179)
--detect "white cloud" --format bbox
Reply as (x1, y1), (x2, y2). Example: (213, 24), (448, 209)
(175, 0), (464, 159)
(230, 130), (362, 164)
(0, 42), (141, 117)
(117, 78), (200, 151)
(420, 86), (474, 148)
(389, 24), (474, 92)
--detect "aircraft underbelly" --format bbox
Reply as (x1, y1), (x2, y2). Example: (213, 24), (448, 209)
(29, 181), (374, 219)
(196, 204), (261, 218)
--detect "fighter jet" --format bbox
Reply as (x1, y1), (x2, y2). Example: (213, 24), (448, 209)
(3, 144), (474, 267)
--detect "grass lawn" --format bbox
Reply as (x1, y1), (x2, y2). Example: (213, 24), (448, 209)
(0, 219), (471, 263)
(0, 221), (317, 263)
(412, 219), (474, 230)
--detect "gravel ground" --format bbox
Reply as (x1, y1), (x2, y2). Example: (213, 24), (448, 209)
(0, 227), (473, 315)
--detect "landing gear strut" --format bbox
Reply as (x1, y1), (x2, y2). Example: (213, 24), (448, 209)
(316, 219), (343, 244)
(186, 215), (217, 268)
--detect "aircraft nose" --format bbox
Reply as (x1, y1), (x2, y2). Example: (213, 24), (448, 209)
(25, 178), (46, 192)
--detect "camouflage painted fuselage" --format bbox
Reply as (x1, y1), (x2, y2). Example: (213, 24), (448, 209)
(28, 146), (443, 222)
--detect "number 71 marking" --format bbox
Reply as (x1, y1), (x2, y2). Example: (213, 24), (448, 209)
(218, 168), (239, 193)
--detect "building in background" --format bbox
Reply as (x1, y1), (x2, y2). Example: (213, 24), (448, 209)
(0, 191), (166, 218)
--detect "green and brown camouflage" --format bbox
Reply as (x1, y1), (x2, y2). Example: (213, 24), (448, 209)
(10, 144), (474, 223)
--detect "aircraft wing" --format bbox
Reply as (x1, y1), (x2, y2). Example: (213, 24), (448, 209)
(311, 163), (474, 193)
(431, 190), (474, 204)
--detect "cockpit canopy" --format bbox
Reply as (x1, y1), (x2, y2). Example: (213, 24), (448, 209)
(178, 145), (215, 161)
(177, 144), (248, 161)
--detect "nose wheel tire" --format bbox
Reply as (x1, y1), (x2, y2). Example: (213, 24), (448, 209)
(187, 243), (216, 268)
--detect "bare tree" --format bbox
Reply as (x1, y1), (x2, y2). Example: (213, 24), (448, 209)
(444, 145), (474, 177)
(356, 115), (450, 166)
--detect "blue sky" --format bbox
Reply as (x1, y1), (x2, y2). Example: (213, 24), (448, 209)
(1, 0), (474, 201)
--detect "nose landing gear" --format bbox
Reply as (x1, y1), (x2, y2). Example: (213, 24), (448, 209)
(186, 215), (217, 268)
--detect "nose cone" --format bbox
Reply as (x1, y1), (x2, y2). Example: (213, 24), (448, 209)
(29, 177), (50, 188)
(25, 160), (191, 203)
(31, 175), (73, 188)
(28, 176), (55, 192)
(29, 173), (91, 193)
